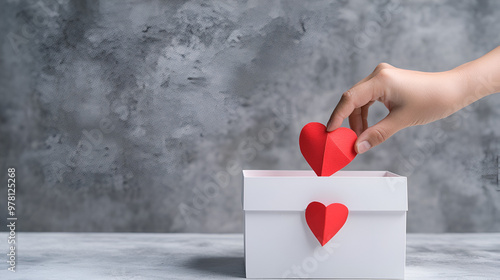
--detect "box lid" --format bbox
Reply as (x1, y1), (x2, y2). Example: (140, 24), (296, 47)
(243, 170), (407, 211)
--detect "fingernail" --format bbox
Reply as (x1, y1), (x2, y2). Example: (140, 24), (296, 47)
(357, 141), (371, 154)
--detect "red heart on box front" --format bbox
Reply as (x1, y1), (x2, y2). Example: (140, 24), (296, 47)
(299, 122), (357, 176)
(305, 202), (349, 246)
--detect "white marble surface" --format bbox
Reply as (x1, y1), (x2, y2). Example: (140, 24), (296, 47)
(0, 233), (499, 279)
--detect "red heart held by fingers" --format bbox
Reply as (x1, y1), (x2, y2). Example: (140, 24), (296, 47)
(299, 122), (357, 177)
(305, 202), (349, 246)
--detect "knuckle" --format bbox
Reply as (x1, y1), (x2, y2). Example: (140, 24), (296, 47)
(376, 68), (394, 83)
(341, 90), (355, 105)
(371, 127), (390, 144)
(375, 62), (389, 71)
(342, 90), (354, 99)
(377, 62), (394, 70)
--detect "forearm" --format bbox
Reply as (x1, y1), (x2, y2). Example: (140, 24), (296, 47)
(453, 46), (500, 107)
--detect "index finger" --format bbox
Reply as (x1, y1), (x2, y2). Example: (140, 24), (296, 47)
(326, 79), (377, 132)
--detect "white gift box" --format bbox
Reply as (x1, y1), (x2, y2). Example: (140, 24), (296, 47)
(243, 170), (407, 279)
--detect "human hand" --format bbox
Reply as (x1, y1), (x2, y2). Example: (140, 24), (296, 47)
(326, 63), (467, 154)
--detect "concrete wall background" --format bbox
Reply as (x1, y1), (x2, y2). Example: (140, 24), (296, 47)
(1, 0), (499, 233)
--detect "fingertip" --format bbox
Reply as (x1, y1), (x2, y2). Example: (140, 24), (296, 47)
(326, 120), (332, 131)
(326, 116), (341, 132)
(356, 140), (372, 154)
(326, 124), (335, 132)
(325, 117), (334, 132)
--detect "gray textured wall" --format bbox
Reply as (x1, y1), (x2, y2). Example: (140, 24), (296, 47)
(1, 0), (499, 233)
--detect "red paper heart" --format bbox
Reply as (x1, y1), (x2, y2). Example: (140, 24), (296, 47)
(305, 202), (349, 246)
(299, 122), (357, 176)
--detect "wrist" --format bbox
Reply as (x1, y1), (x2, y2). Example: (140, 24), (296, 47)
(447, 64), (488, 111)
(438, 67), (472, 114)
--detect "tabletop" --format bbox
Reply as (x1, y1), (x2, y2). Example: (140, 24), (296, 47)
(0, 232), (499, 279)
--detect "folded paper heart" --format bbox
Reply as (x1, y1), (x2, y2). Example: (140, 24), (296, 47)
(305, 201), (349, 246)
(299, 122), (357, 176)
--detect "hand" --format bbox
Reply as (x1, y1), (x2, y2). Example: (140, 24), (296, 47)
(326, 63), (467, 154)
(326, 46), (500, 154)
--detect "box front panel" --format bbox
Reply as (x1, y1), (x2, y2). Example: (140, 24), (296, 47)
(245, 211), (406, 279)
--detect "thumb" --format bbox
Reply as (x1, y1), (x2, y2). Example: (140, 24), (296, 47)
(355, 112), (404, 154)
